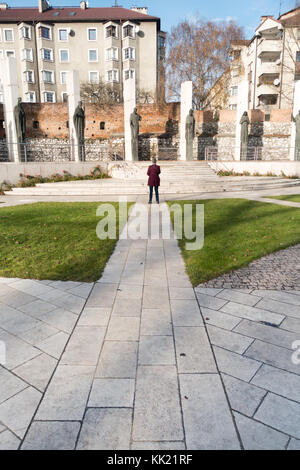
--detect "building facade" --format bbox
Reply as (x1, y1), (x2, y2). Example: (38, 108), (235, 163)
(205, 6), (300, 112)
(0, 0), (166, 103)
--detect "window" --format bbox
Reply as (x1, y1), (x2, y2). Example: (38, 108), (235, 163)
(105, 47), (118, 61)
(21, 26), (31, 40)
(43, 92), (55, 103)
(229, 104), (237, 110)
(62, 92), (68, 103)
(89, 71), (99, 83)
(296, 51), (300, 62)
(4, 29), (14, 42)
(106, 69), (119, 83)
(22, 48), (33, 61)
(123, 24), (134, 38)
(88, 28), (97, 41)
(105, 25), (117, 38)
(40, 26), (51, 40)
(231, 68), (239, 77)
(230, 86), (238, 96)
(25, 92), (35, 103)
(60, 71), (67, 84)
(123, 47), (135, 61)
(88, 49), (98, 62)
(58, 29), (68, 41)
(41, 48), (53, 61)
(124, 69), (135, 80)
(23, 70), (34, 83)
(42, 70), (54, 83)
(6, 50), (15, 58)
(59, 49), (69, 63)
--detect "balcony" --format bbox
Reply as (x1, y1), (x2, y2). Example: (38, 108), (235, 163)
(257, 39), (282, 61)
(258, 73), (280, 86)
(258, 61), (281, 75)
(257, 93), (278, 107)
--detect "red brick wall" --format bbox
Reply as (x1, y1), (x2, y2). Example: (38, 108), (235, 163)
(0, 102), (293, 140)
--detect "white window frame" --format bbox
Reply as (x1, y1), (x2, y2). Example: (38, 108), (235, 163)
(104, 22), (118, 39)
(23, 70), (35, 84)
(61, 92), (68, 102)
(88, 71), (99, 84)
(87, 28), (97, 41)
(230, 86), (238, 97)
(106, 69), (119, 83)
(41, 69), (55, 84)
(229, 104), (237, 110)
(4, 29), (14, 42)
(122, 22), (135, 39)
(58, 28), (68, 42)
(22, 48), (33, 62)
(59, 49), (69, 63)
(23, 25), (31, 40)
(60, 71), (67, 84)
(43, 91), (56, 103)
(123, 69), (135, 80)
(41, 47), (54, 62)
(39, 24), (52, 41)
(5, 50), (15, 58)
(123, 47), (135, 61)
(88, 48), (98, 62)
(105, 47), (119, 61)
(25, 91), (36, 103)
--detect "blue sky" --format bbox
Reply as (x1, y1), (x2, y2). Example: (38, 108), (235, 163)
(8, 0), (300, 36)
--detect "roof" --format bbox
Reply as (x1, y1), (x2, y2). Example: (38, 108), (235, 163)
(0, 6), (160, 23)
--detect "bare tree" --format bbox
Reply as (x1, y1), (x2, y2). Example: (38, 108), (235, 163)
(80, 79), (122, 105)
(166, 17), (244, 109)
(137, 88), (155, 104)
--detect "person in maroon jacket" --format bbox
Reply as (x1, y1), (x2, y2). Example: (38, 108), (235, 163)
(147, 157), (161, 204)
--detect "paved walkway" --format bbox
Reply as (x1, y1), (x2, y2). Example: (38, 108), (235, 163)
(0, 201), (300, 450)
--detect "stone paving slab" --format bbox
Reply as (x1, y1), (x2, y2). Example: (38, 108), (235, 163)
(21, 421), (81, 450)
(180, 374), (240, 450)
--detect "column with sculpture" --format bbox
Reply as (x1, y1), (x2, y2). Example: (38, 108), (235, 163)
(73, 101), (85, 162)
(14, 97), (26, 161)
(185, 109), (195, 161)
(130, 107), (142, 161)
(240, 111), (250, 161)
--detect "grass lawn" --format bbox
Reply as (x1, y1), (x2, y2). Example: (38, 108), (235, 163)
(168, 199), (300, 287)
(266, 194), (300, 203)
(0, 202), (131, 282)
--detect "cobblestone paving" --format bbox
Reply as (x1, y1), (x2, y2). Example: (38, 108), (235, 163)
(0, 202), (300, 450)
(198, 244), (300, 290)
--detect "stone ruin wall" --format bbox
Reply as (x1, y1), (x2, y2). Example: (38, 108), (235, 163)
(0, 104), (293, 162)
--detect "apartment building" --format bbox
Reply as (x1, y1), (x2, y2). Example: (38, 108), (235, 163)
(0, 0), (166, 103)
(205, 6), (300, 111)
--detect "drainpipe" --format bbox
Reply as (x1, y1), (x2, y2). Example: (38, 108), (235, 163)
(252, 34), (259, 109)
(33, 21), (41, 103)
(279, 26), (285, 109)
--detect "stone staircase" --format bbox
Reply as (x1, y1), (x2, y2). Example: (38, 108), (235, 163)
(5, 161), (300, 196)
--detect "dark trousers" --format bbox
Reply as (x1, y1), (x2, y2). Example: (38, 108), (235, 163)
(149, 186), (159, 203)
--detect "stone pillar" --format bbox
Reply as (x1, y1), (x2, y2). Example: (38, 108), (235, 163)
(123, 77), (136, 161)
(235, 80), (249, 161)
(66, 70), (81, 162)
(0, 57), (20, 162)
(290, 80), (300, 161)
(179, 81), (193, 161)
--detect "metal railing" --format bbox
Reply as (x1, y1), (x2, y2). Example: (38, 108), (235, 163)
(205, 146), (265, 162)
